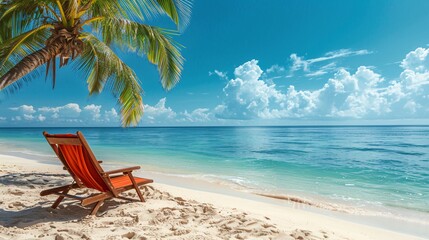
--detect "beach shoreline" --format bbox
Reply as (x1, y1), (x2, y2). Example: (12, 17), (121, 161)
(0, 152), (427, 239)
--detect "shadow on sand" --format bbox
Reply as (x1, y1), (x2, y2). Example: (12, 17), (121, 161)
(0, 172), (129, 228)
(0, 200), (126, 228)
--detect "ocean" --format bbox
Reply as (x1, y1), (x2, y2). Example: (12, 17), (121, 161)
(0, 126), (428, 222)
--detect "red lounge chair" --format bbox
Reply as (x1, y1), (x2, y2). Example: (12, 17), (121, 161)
(40, 131), (153, 215)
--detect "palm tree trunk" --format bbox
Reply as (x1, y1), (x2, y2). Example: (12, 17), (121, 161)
(0, 42), (63, 90)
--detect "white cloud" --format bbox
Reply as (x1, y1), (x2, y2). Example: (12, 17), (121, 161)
(266, 65), (285, 74)
(143, 98), (176, 122)
(83, 104), (101, 120)
(104, 108), (118, 122)
(37, 114), (46, 122)
(400, 47), (429, 72)
(9, 105), (36, 121)
(38, 103), (81, 119)
(215, 49), (429, 120)
(263, 64), (287, 83)
(0, 116), (6, 121)
(289, 49), (372, 77)
(308, 49), (371, 64)
(182, 108), (211, 122)
(6, 103), (120, 125)
(209, 70), (228, 80)
(290, 53), (309, 72)
(23, 114), (35, 121)
(317, 66), (388, 118)
(9, 105), (36, 114)
(215, 60), (285, 119)
(305, 62), (337, 77)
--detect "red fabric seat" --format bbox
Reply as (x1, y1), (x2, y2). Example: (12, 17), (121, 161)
(59, 144), (109, 192)
(110, 175), (153, 189)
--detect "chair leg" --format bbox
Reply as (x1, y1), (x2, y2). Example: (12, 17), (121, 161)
(90, 200), (104, 215)
(135, 186), (145, 202)
(127, 172), (145, 202)
(51, 189), (70, 209)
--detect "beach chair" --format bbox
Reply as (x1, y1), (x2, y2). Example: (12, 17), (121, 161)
(40, 131), (153, 215)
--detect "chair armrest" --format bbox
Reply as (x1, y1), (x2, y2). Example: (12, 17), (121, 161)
(104, 166), (141, 175)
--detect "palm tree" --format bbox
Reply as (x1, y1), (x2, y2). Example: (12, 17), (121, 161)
(0, 0), (191, 126)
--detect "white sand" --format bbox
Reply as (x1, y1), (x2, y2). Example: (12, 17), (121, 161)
(0, 153), (426, 240)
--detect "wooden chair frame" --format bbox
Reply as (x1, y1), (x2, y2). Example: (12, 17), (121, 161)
(40, 131), (153, 215)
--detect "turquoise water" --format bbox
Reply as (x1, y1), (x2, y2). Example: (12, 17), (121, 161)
(0, 126), (428, 219)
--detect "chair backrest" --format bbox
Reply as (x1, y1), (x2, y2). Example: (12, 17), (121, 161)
(43, 131), (111, 192)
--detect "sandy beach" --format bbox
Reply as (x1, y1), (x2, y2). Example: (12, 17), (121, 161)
(0, 153), (426, 240)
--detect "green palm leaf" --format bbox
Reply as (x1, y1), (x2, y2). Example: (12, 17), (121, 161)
(0, 25), (52, 92)
(91, 18), (183, 90)
(76, 33), (143, 126)
(0, 0), (56, 41)
(156, 0), (192, 31)
(0, 24), (53, 68)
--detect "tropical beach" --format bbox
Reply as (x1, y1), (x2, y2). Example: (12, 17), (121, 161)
(1, 127), (428, 239)
(2, 0), (429, 239)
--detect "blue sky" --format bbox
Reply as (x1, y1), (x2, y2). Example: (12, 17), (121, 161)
(2, 0), (429, 126)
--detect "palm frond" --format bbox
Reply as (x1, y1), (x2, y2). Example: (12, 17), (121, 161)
(0, 0), (56, 41)
(76, 33), (143, 126)
(83, 0), (143, 21)
(64, 0), (79, 19)
(82, 0), (192, 30)
(0, 24), (53, 70)
(0, 56), (46, 94)
(156, 0), (192, 31)
(91, 18), (183, 90)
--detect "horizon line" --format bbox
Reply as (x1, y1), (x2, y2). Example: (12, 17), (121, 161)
(1, 124), (429, 129)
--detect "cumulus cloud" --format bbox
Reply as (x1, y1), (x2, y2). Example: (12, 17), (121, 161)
(316, 66), (387, 118)
(37, 114), (46, 122)
(83, 104), (101, 120)
(23, 114), (35, 120)
(215, 60), (285, 119)
(389, 47), (429, 117)
(143, 98), (177, 122)
(104, 108), (118, 122)
(9, 105), (36, 114)
(215, 48), (429, 120)
(38, 103), (81, 119)
(400, 47), (429, 72)
(6, 103), (120, 125)
(9, 105), (37, 121)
